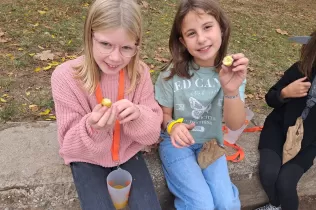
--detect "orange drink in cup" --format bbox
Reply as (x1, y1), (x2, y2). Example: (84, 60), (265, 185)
(107, 168), (132, 209)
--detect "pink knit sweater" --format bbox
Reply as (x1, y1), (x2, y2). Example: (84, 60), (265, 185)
(51, 57), (163, 167)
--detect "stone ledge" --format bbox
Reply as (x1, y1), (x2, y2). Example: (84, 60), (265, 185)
(0, 118), (315, 210)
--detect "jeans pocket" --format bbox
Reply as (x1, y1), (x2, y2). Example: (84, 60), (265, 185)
(159, 138), (194, 168)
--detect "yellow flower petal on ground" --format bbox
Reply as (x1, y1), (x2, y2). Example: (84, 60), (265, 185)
(39, 109), (51, 116)
(38, 10), (46, 15)
(48, 61), (59, 66)
(43, 65), (52, 71)
(0, 98), (7, 103)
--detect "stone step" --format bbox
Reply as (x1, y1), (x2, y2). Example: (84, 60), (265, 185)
(0, 120), (315, 210)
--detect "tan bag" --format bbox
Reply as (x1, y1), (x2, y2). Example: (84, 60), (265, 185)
(282, 117), (304, 165)
(198, 139), (226, 169)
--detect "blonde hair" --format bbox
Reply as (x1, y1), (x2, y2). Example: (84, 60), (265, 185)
(75, 0), (142, 94)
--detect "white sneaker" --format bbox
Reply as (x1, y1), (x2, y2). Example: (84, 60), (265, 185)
(255, 203), (281, 210)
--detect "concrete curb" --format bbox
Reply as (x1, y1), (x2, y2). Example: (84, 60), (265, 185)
(0, 115), (315, 209)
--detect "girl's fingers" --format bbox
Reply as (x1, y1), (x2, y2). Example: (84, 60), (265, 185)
(118, 107), (133, 120)
(232, 57), (249, 67)
(97, 107), (113, 127)
(183, 130), (195, 144)
(93, 104), (103, 112)
(178, 131), (192, 145)
(90, 106), (107, 124)
(232, 65), (247, 73)
(120, 112), (136, 124)
(107, 106), (117, 125)
(175, 134), (190, 147)
(171, 136), (183, 149)
(232, 53), (245, 61)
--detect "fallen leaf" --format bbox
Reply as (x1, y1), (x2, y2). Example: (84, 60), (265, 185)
(45, 115), (56, 120)
(276, 29), (288, 35)
(0, 31), (4, 37)
(0, 37), (10, 43)
(248, 67), (254, 72)
(38, 10), (47, 15)
(246, 94), (254, 99)
(48, 61), (60, 66)
(150, 64), (155, 69)
(34, 50), (54, 61)
(2, 94), (9, 98)
(38, 45), (45, 49)
(34, 67), (41, 72)
(150, 69), (155, 73)
(142, 1), (149, 8)
(82, 2), (89, 7)
(29, 53), (35, 57)
(154, 56), (169, 63)
(43, 65), (52, 71)
(6, 53), (14, 60)
(29, 104), (39, 112)
(0, 98), (7, 103)
(39, 109), (51, 116)
(51, 34), (56, 38)
(67, 40), (72, 45)
(18, 48), (23, 51)
(142, 55), (149, 59)
(33, 23), (39, 27)
(25, 91), (30, 96)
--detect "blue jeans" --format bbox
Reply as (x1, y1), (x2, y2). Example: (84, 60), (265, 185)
(159, 132), (240, 210)
(70, 152), (161, 210)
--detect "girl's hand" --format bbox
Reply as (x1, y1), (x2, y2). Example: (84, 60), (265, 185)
(113, 99), (141, 123)
(281, 77), (311, 98)
(87, 104), (117, 129)
(170, 122), (195, 148)
(219, 53), (249, 95)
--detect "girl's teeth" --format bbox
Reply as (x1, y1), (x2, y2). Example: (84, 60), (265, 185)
(200, 46), (209, 51)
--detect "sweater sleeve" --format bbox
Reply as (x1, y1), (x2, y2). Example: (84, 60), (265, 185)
(265, 63), (301, 108)
(51, 66), (113, 160)
(122, 64), (163, 146)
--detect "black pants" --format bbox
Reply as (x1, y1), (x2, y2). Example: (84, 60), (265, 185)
(259, 149), (305, 210)
(70, 152), (162, 210)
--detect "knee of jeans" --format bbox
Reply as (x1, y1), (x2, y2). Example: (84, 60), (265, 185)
(215, 198), (241, 210)
(181, 198), (214, 210)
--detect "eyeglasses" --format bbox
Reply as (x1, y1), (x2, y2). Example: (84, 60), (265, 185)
(93, 36), (138, 58)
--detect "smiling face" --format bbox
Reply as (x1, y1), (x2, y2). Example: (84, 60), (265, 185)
(180, 9), (222, 67)
(92, 27), (137, 75)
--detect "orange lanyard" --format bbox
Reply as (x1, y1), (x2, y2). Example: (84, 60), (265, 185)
(95, 70), (125, 164)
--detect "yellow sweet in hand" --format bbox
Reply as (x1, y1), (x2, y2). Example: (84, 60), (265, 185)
(101, 98), (112, 107)
(223, 55), (234, 67)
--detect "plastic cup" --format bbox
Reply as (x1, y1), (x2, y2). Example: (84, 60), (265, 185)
(107, 168), (132, 209)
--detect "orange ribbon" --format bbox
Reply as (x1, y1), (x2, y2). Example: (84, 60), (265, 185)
(95, 70), (125, 164)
